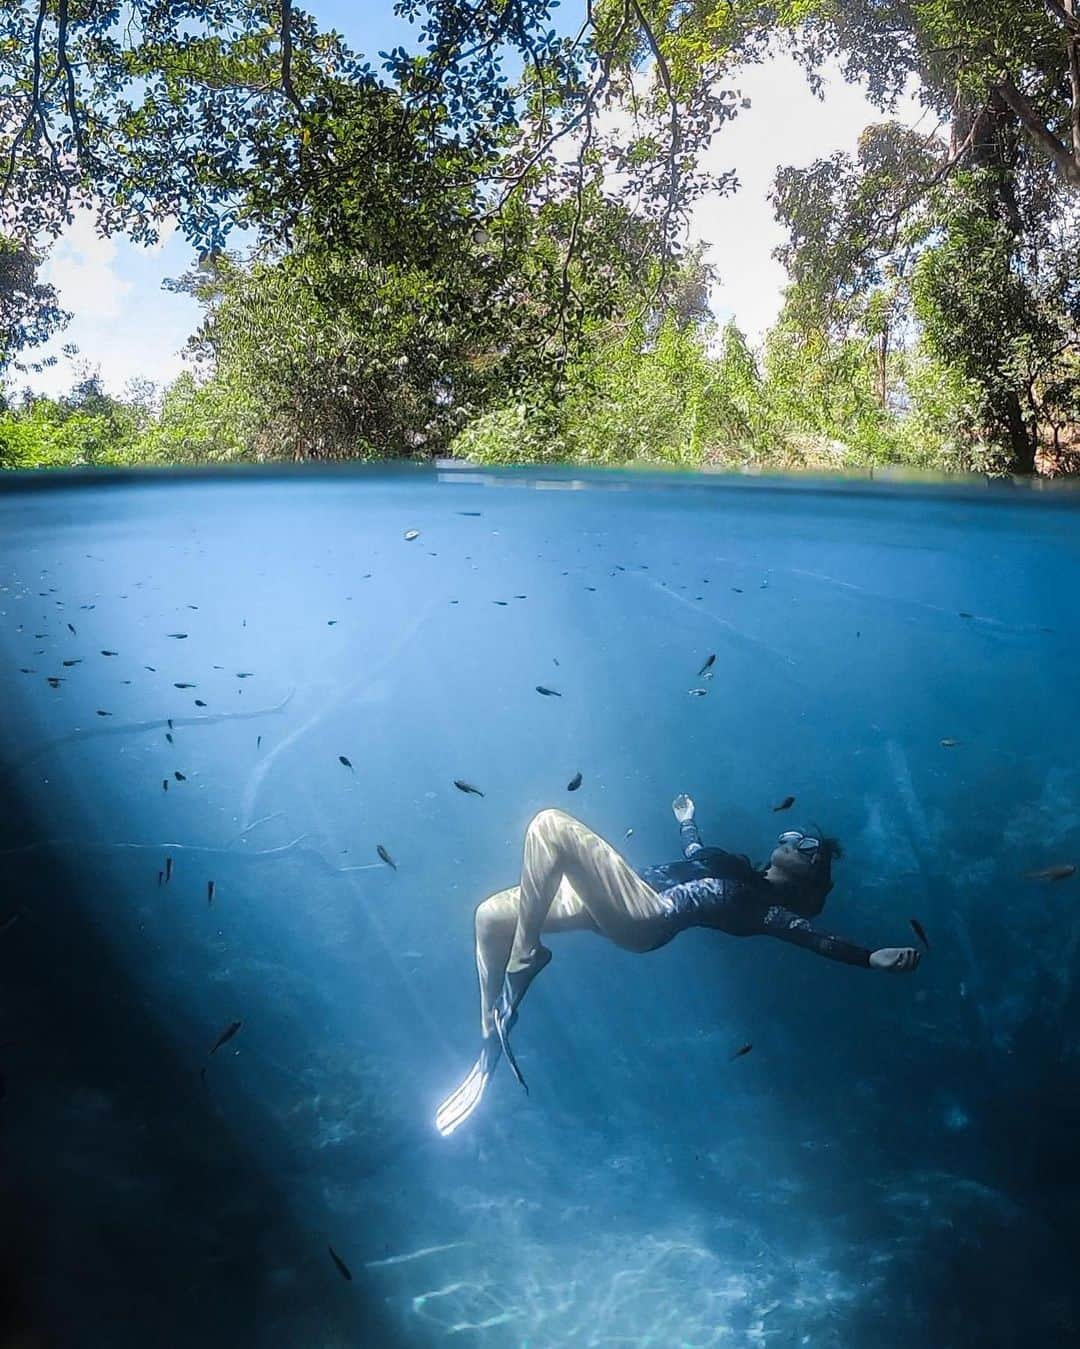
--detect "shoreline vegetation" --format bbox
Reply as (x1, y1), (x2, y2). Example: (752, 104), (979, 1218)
(2, 4), (1079, 479)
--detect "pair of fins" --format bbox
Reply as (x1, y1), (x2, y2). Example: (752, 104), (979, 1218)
(434, 947), (551, 1138)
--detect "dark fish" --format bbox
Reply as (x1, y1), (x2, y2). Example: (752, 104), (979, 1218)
(165, 733), (173, 744)
(101, 650), (117, 656)
(174, 682), (196, 689)
(339, 755), (354, 770)
(514, 595), (527, 600)
(585, 586), (596, 592)
(377, 844), (397, 870)
(772, 796), (795, 812)
(157, 870), (163, 886)
(553, 658), (559, 666)
(567, 772), (582, 791)
(207, 880), (215, 905)
(256, 735), (262, 748)
(536, 686), (561, 697)
(327, 1245), (353, 1282)
(145, 665), (157, 672)
(697, 654), (716, 676)
(1024, 864), (1076, 882)
(730, 1042), (753, 1061)
(493, 600), (508, 606)
(167, 718), (173, 730)
(164, 856), (173, 884)
(456, 511), (482, 515)
(67, 622), (76, 634)
(96, 710), (111, 717)
(167, 633), (188, 639)
(62, 659), (82, 667)
(732, 587), (743, 593)
(47, 678), (62, 689)
(454, 780), (485, 796)
(909, 918), (930, 950)
(236, 672), (253, 678)
(209, 1020), (243, 1055)
(187, 604), (199, 610)
(194, 699), (206, 707)
(958, 611), (973, 619)
(327, 619), (337, 626)
(162, 779), (168, 792)
(174, 771), (186, 782)
(19, 668), (35, 674)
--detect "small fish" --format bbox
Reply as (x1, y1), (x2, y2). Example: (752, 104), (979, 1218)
(194, 699), (206, 707)
(174, 682), (196, 689)
(553, 657), (559, 666)
(165, 733), (173, 744)
(567, 772), (582, 791)
(513, 594), (527, 600)
(909, 918), (930, 950)
(697, 654), (716, 676)
(46, 677), (63, 688)
(209, 1020), (243, 1055)
(585, 586), (596, 592)
(493, 600), (508, 605)
(67, 622), (76, 635)
(96, 710), (111, 717)
(456, 511), (482, 516)
(339, 755), (353, 770)
(327, 1244), (353, 1282)
(404, 530), (420, 541)
(162, 779), (168, 792)
(939, 738), (959, 748)
(327, 619), (337, 626)
(453, 780), (485, 796)
(625, 828), (634, 839)
(958, 611), (973, 619)
(157, 870), (163, 886)
(731, 587), (743, 593)
(174, 771), (186, 782)
(772, 796), (795, 812)
(730, 1042), (753, 1061)
(167, 718), (173, 730)
(145, 665), (157, 672)
(207, 880), (215, 905)
(62, 659), (82, 667)
(164, 856), (173, 883)
(536, 686), (561, 697)
(1024, 864), (1076, 882)
(167, 633), (188, 639)
(256, 735), (262, 748)
(377, 844), (397, 870)
(101, 650), (117, 656)
(236, 672), (253, 678)
(187, 604), (199, 610)
(688, 688), (708, 697)
(19, 668), (35, 674)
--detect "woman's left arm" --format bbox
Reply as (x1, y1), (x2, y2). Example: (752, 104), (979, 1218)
(759, 903), (874, 968)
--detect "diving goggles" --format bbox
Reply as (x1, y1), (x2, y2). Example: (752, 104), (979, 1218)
(777, 831), (821, 860)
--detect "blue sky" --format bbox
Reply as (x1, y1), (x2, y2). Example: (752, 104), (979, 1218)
(11, 4), (927, 401)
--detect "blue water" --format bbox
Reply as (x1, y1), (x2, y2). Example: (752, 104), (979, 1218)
(1, 464), (1078, 1347)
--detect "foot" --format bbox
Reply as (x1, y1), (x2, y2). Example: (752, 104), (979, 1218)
(490, 945), (552, 1095)
(434, 1032), (502, 1137)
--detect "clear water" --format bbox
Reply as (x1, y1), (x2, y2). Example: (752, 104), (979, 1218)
(1, 464), (1078, 1347)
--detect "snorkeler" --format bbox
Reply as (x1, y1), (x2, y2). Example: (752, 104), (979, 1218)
(434, 797), (921, 1137)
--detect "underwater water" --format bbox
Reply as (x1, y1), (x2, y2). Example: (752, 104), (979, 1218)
(1, 463), (1078, 1348)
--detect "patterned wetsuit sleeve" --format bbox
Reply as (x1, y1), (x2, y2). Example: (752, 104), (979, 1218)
(680, 819), (704, 858)
(760, 903), (872, 967)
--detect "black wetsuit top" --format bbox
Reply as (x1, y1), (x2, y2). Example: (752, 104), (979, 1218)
(634, 820), (872, 967)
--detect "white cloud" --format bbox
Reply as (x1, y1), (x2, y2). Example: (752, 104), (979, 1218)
(44, 209), (131, 321)
(688, 54), (930, 347)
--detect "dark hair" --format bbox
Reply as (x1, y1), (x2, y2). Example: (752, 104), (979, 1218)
(787, 827), (843, 918)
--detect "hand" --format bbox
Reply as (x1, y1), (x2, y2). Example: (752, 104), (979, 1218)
(869, 946), (921, 973)
(672, 793), (695, 824)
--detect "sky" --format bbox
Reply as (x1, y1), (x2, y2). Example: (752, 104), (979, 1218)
(11, 3), (928, 401)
